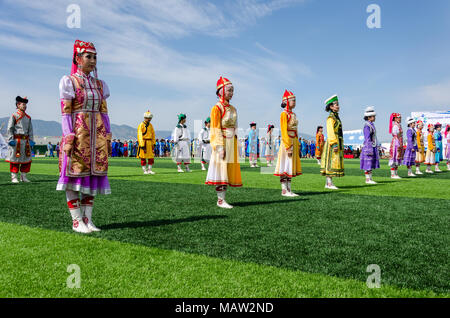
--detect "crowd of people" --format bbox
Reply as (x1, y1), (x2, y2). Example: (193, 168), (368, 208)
(3, 39), (449, 233)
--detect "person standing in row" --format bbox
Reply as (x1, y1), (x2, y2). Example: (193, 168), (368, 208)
(6, 96), (35, 183)
(57, 39), (111, 233)
(274, 90), (302, 196)
(388, 113), (403, 179)
(265, 125), (275, 167)
(415, 120), (425, 175)
(360, 106), (379, 184)
(315, 126), (325, 165)
(205, 77), (242, 208)
(198, 117), (211, 171)
(424, 124), (436, 173)
(173, 114), (192, 172)
(434, 123), (443, 172)
(403, 117), (418, 177)
(320, 95), (344, 189)
(248, 122), (259, 167)
(137, 110), (156, 175)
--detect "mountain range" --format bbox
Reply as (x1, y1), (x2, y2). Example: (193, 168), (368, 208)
(0, 117), (314, 141)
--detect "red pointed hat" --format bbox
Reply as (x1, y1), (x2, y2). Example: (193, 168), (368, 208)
(428, 123), (434, 130)
(282, 90), (295, 111)
(216, 76), (232, 92)
(71, 39), (97, 75)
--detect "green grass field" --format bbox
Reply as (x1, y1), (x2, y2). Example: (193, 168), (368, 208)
(0, 157), (449, 297)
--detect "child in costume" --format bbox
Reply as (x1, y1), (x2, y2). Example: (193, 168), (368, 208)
(320, 95), (344, 189)
(388, 113), (403, 179)
(198, 117), (212, 170)
(205, 77), (242, 208)
(274, 90), (302, 196)
(315, 126), (325, 165)
(173, 114), (192, 172)
(137, 110), (156, 175)
(415, 120), (425, 175)
(403, 117), (418, 177)
(424, 124), (436, 173)
(57, 39), (111, 233)
(360, 106), (380, 184)
(248, 122), (259, 167)
(265, 125), (275, 166)
(434, 123), (443, 172)
(6, 96), (35, 183)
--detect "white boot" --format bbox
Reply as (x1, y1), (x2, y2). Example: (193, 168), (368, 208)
(70, 204), (91, 234)
(142, 165), (149, 175)
(11, 172), (19, 183)
(365, 172), (376, 184)
(287, 180), (299, 197)
(325, 177), (338, 189)
(177, 165), (184, 173)
(368, 173), (377, 184)
(217, 191), (233, 209)
(20, 172), (31, 182)
(415, 166), (423, 175)
(281, 181), (289, 197)
(435, 164), (442, 172)
(407, 168), (416, 177)
(185, 164), (191, 172)
(82, 205), (101, 232)
(147, 165), (155, 174)
(391, 168), (401, 179)
(447, 163), (450, 170)
(317, 159), (321, 165)
(426, 165), (433, 173)
(201, 163), (206, 171)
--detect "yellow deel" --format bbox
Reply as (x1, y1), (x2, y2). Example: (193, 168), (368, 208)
(137, 121), (155, 159)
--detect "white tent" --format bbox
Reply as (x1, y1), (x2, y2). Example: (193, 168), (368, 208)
(0, 134), (8, 159)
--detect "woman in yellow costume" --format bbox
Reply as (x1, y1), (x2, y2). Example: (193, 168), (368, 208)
(320, 95), (344, 189)
(315, 126), (325, 165)
(414, 120), (425, 175)
(274, 90), (302, 197)
(205, 76), (242, 209)
(137, 110), (156, 175)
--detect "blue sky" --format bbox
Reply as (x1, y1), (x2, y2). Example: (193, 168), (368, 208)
(0, 0), (449, 141)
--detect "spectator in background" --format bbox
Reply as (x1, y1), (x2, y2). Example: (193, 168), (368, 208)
(56, 142), (60, 158)
(47, 142), (54, 157)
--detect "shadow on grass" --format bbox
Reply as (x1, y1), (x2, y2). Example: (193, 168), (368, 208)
(232, 198), (308, 207)
(102, 215), (228, 230)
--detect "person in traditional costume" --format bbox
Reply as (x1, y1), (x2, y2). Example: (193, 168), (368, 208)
(415, 120), (425, 175)
(274, 90), (302, 196)
(360, 106), (380, 184)
(403, 117), (418, 177)
(265, 125), (275, 166)
(445, 125), (450, 170)
(198, 117), (211, 171)
(315, 126), (325, 165)
(0, 124), (8, 159)
(320, 95), (344, 189)
(434, 123), (443, 172)
(424, 124), (436, 173)
(137, 110), (156, 175)
(205, 77), (242, 208)
(173, 114), (192, 172)
(57, 39), (111, 233)
(248, 122), (259, 167)
(6, 96), (35, 183)
(388, 113), (404, 179)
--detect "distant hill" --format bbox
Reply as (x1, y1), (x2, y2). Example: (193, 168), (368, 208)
(0, 117), (171, 141)
(0, 117), (315, 142)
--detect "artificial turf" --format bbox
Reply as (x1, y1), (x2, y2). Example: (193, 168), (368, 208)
(0, 157), (449, 297)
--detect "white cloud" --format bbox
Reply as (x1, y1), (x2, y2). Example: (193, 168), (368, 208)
(0, 0), (311, 132)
